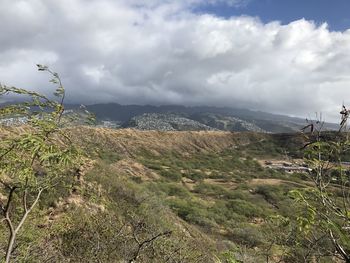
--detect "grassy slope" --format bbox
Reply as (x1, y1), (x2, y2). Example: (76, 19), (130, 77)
(0, 127), (328, 262)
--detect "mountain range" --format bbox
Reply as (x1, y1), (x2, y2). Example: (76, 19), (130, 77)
(75, 103), (339, 133)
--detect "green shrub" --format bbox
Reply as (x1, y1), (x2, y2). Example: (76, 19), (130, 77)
(167, 198), (216, 228)
(229, 226), (265, 248)
(194, 183), (230, 198)
(160, 169), (182, 181)
(145, 163), (163, 170)
(187, 171), (205, 181)
(227, 199), (265, 218)
(98, 150), (121, 163)
(148, 182), (190, 198)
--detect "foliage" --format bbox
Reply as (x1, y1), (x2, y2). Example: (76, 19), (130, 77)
(2, 82), (343, 262)
(0, 65), (82, 262)
(288, 116), (350, 262)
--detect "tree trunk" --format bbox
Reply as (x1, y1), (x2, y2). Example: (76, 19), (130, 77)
(5, 231), (16, 263)
(3, 188), (43, 263)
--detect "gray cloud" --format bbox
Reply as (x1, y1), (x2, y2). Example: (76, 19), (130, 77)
(1, 0), (350, 121)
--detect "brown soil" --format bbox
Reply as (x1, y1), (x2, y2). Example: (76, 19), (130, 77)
(69, 127), (270, 157)
(182, 177), (196, 191)
(203, 178), (237, 189)
(111, 159), (160, 181)
(249, 178), (311, 188)
(249, 178), (285, 186)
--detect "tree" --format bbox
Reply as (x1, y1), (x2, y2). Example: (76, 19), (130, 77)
(0, 65), (81, 262)
(290, 111), (350, 262)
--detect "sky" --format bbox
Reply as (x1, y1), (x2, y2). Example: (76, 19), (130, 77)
(197, 0), (350, 31)
(1, 0), (350, 121)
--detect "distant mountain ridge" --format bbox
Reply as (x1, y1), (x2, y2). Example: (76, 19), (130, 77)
(125, 113), (217, 131)
(84, 103), (303, 123)
(0, 102), (338, 133)
(72, 103), (339, 133)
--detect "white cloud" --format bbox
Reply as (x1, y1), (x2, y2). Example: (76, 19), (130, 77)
(126, 0), (248, 8)
(0, 0), (350, 121)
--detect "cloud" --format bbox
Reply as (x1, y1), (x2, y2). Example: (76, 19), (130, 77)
(126, 0), (248, 8)
(205, 0), (250, 7)
(0, 0), (350, 121)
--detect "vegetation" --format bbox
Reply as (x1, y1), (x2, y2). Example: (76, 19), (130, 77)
(288, 116), (350, 262)
(1, 70), (349, 262)
(0, 65), (82, 262)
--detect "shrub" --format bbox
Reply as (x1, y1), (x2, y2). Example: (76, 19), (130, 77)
(194, 183), (230, 198)
(149, 182), (190, 198)
(187, 171), (205, 181)
(226, 199), (265, 218)
(160, 169), (182, 181)
(229, 226), (264, 248)
(98, 150), (121, 163)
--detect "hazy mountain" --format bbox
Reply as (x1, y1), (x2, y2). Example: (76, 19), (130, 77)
(125, 113), (216, 131)
(77, 103), (339, 133)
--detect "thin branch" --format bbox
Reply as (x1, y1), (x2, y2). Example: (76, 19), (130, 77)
(129, 231), (172, 263)
(23, 189), (28, 213)
(4, 187), (17, 216)
(329, 230), (350, 262)
(14, 188), (43, 234)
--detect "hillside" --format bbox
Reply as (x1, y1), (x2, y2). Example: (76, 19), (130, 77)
(124, 113), (217, 131)
(0, 127), (341, 262)
(1, 103), (339, 132)
(78, 104), (338, 133)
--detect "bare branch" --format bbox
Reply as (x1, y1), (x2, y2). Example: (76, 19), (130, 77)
(129, 231), (172, 263)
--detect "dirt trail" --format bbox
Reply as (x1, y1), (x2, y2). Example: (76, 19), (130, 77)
(250, 178), (285, 186)
(203, 178), (237, 189)
(249, 178), (310, 188)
